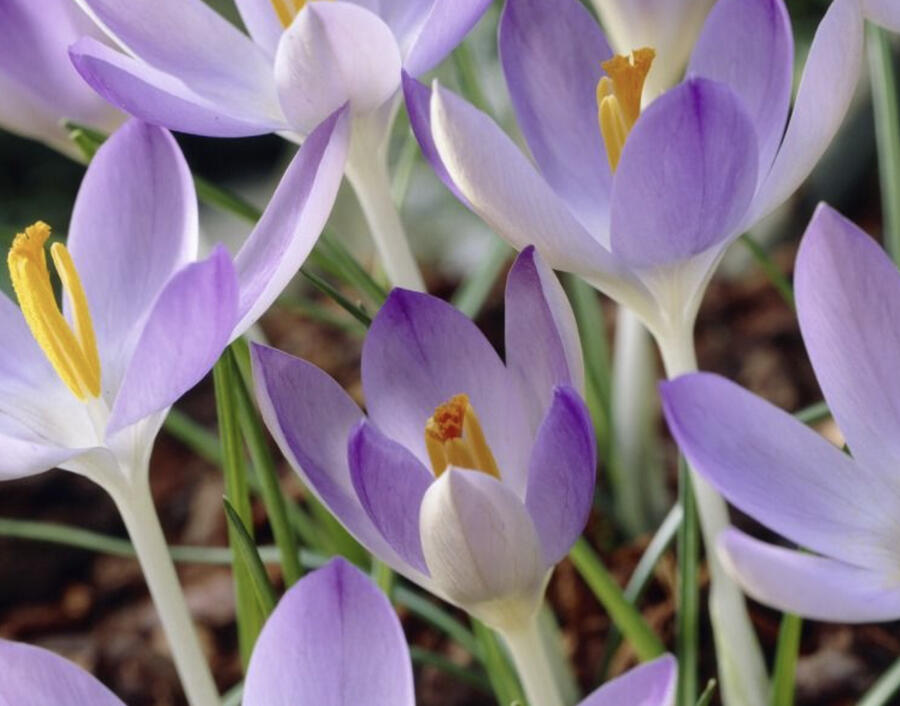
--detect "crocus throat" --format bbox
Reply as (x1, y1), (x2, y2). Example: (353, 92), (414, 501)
(8, 222), (101, 400)
(270, 0), (330, 28)
(596, 47), (656, 171)
(425, 394), (501, 479)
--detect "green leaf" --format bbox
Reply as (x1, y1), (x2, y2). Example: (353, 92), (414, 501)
(677, 457), (700, 706)
(696, 679), (717, 706)
(452, 236), (512, 319)
(739, 234), (795, 309)
(223, 498), (278, 617)
(472, 620), (527, 706)
(300, 269), (373, 326)
(409, 647), (492, 693)
(858, 657), (900, 706)
(393, 586), (481, 657)
(771, 613), (802, 706)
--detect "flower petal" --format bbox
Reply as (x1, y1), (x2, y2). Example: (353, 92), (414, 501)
(69, 38), (283, 136)
(719, 529), (900, 623)
(348, 420), (432, 574)
(525, 386), (596, 566)
(107, 246), (238, 434)
(232, 107), (350, 338)
(251, 344), (422, 578)
(750, 0), (864, 222)
(499, 0), (613, 235)
(420, 468), (546, 610)
(274, 2), (401, 134)
(610, 78), (758, 268)
(67, 120), (198, 401)
(402, 0), (492, 77)
(687, 0), (793, 178)
(244, 558), (415, 706)
(361, 289), (531, 495)
(795, 204), (900, 487)
(0, 639), (124, 705)
(660, 372), (897, 571)
(233, 0), (283, 56)
(865, 0), (900, 31)
(580, 654), (677, 706)
(505, 247), (584, 430)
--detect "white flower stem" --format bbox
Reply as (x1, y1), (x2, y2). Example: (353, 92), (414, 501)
(499, 615), (565, 706)
(657, 329), (769, 706)
(106, 474), (220, 706)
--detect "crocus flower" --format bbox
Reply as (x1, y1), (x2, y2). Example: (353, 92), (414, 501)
(0, 113), (346, 705)
(0, 559), (678, 706)
(0, 0), (123, 159)
(68, 0), (491, 289)
(661, 203), (900, 623)
(253, 247), (596, 705)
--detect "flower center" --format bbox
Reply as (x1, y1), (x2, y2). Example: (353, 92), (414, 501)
(8, 222), (101, 400)
(596, 47), (656, 171)
(269, 0), (331, 28)
(424, 394), (501, 479)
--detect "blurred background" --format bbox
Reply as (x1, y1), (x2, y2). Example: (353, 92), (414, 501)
(0, 1), (896, 704)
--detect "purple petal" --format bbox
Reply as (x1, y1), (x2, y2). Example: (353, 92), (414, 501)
(274, 3), (401, 134)
(660, 372), (896, 571)
(0, 639), (124, 705)
(419, 468), (546, 607)
(251, 344), (421, 576)
(795, 204), (900, 485)
(107, 246), (238, 434)
(505, 247), (585, 430)
(750, 0), (864, 222)
(233, 0), (283, 56)
(687, 0), (793, 179)
(69, 38), (283, 137)
(865, 0), (900, 31)
(499, 0), (613, 235)
(720, 529), (900, 623)
(525, 386), (596, 566)
(610, 78), (758, 268)
(580, 655), (676, 706)
(429, 82), (622, 279)
(67, 120), (197, 400)
(233, 107), (350, 338)
(243, 558), (415, 706)
(348, 420), (432, 574)
(402, 0), (492, 77)
(361, 289), (532, 495)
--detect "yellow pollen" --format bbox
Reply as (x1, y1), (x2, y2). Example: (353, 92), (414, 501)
(8, 222), (101, 400)
(596, 47), (656, 171)
(270, 0), (332, 28)
(425, 394), (501, 479)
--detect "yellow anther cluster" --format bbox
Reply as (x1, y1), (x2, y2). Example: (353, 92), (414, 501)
(425, 394), (501, 479)
(596, 47), (656, 171)
(269, 0), (332, 28)
(8, 222), (101, 400)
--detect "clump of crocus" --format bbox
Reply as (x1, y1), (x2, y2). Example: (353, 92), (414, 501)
(662, 203), (900, 623)
(0, 113), (346, 705)
(252, 247), (596, 706)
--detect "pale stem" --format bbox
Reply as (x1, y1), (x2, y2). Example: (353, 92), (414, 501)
(657, 328), (769, 706)
(499, 615), (565, 706)
(106, 474), (220, 706)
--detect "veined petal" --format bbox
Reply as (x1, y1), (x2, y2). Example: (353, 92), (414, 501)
(0, 639), (124, 705)
(348, 421), (432, 573)
(661, 373), (897, 571)
(274, 2), (401, 134)
(251, 344), (423, 578)
(580, 654), (676, 706)
(610, 78), (758, 268)
(505, 247), (584, 430)
(525, 387), (596, 566)
(70, 38), (284, 137)
(720, 529), (900, 623)
(500, 0), (613, 235)
(232, 107), (350, 338)
(865, 0), (900, 31)
(107, 246), (238, 434)
(750, 0), (864, 222)
(795, 205), (900, 488)
(687, 0), (793, 179)
(244, 559), (415, 706)
(402, 0), (492, 77)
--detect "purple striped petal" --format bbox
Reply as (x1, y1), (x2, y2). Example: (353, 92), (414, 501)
(610, 78), (758, 268)
(499, 0), (613, 236)
(580, 655), (676, 706)
(402, 0), (492, 77)
(243, 559), (415, 706)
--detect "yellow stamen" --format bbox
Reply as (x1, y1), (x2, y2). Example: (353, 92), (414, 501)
(8, 222), (101, 400)
(270, 0), (333, 28)
(425, 394), (501, 479)
(596, 47), (656, 171)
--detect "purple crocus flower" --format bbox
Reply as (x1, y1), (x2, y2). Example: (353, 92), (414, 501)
(0, 559), (677, 706)
(0, 0), (124, 158)
(661, 203), (900, 623)
(252, 247), (596, 705)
